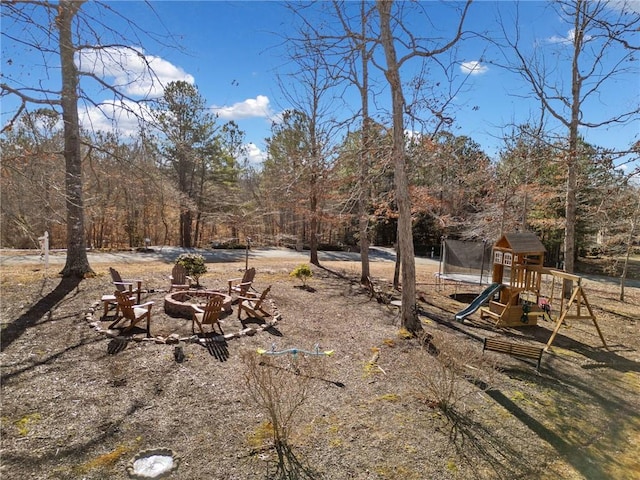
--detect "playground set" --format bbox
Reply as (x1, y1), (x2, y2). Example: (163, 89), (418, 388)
(455, 232), (608, 352)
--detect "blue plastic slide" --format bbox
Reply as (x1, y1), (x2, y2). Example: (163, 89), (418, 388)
(454, 282), (503, 322)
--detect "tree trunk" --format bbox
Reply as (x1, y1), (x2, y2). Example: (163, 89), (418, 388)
(181, 208), (192, 248)
(309, 175), (320, 266)
(309, 105), (320, 266)
(563, 147), (577, 295)
(57, 0), (93, 278)
(620, 243), (629, 302)
(358, 194), (371, 281)
(194, 211), (202, 248)
(359, 0), (371, 283)
(563, 2), (584, 294)
(619, 202), (638, 302)
(377, 0), (420, 334)
(393, 244), (401, 289)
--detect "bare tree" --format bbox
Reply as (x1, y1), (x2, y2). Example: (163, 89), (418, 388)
(59, 1), (91, 276)
(276, 24), (342, 266)
(375, 0), (471, 333)
(326, 1), (380, 282)
(1, 0), (175, 276)
(288, 1), (387, 279)
(496, 0), (640, 281)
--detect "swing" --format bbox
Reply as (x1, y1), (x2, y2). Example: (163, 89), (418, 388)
(538, 297), (552, 321)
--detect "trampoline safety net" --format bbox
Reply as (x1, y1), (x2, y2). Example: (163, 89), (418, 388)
(441, 239), (492, 283)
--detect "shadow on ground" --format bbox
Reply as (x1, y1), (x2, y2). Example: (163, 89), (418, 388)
(1, 277), (81, 352)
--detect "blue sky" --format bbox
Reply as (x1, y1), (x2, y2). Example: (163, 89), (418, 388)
(2, 0), (639, 168)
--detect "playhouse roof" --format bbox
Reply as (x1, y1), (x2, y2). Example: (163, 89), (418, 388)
(494, 232), (546, 253)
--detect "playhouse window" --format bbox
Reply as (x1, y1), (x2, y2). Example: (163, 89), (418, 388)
(504, 253), (513, 266)
(494, 251), (503, 264)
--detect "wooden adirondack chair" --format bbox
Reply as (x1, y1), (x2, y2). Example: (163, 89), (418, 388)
(228, 267), (256, 299)
(101, 267), (140, 318)
(169, 264), (192, 292)
(192, 295), (225, 335)
(237, 285), (271, 320)
(101, 292), (134, 319)
(110, 267), (143, 303)
(110, 290), (154, 337)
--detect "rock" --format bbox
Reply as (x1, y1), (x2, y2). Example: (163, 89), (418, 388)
(174, 345), (185, 363)
(243, 327), (257, 336)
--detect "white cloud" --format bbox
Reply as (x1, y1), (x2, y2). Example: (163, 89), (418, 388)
(79, 98), (154, 136)
(244, 142), (267, 164)
(548, 28), (575, 44)
(547, 28), (592, 45)
(76, 46), (194, 98)
(605, 0), (640, 14)
(211, 95), (274, 120)
(460, 61), (488, 75)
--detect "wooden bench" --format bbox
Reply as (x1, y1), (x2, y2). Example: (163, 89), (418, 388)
(482, 337), (544, 371)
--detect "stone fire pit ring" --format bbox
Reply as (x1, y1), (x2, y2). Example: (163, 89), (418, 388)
(164, 290), (232, 318)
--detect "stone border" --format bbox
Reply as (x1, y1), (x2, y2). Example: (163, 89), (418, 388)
(84, 298), (282, 346)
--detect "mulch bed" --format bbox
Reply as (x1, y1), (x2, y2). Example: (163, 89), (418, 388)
(1, 258), (639, 479)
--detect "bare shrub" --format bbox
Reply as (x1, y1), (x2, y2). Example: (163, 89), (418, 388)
(410, 331), (500, 415)
(242, 349), (326, 479)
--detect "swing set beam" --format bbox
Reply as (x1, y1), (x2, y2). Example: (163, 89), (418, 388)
(544, 270), (608, 352)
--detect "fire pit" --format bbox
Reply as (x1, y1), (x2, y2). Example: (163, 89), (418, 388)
(164, 290), (232, 318)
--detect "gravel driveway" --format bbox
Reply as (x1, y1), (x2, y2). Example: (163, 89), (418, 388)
(0, 245), (439, 267)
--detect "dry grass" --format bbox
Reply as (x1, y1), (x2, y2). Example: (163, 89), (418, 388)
(1, 254), (639, 480)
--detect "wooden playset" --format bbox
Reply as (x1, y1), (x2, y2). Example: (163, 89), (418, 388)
(480, 233), (547, 327)
(477, 232), (608, 351)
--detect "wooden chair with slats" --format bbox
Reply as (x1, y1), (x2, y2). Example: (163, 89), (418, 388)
(192, 295), (225, 335)
(109, 290), (154, 337)
(169, 264), (192, 292)
(237, 285), (272, 321)
(228, 267), (256, 300)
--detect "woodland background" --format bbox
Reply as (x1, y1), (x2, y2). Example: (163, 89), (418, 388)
(2, 96), (638, 266)
(1, 1), (638, 281)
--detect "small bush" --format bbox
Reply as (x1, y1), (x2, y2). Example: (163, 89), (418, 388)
(410, 331), (500, 415)
(242, 350), (322, 479)
(290, 263), (313, 287)
(176, 253), (207, 286)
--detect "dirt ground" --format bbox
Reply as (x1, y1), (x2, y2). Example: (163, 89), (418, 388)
(1, 253), (639, 480)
